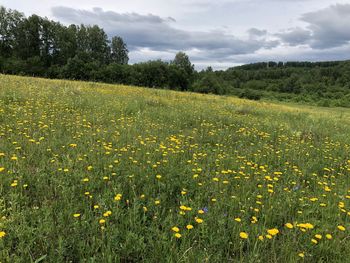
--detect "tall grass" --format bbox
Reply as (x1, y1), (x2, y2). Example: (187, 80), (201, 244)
(1, 74), (350, 262)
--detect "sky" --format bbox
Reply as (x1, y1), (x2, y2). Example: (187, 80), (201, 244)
(1, 0), (350, 69)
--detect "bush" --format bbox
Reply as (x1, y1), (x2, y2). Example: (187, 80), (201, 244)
(239, 89), (262, 100)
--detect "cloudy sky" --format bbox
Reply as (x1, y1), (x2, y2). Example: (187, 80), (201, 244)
(1, 0), (350, 69)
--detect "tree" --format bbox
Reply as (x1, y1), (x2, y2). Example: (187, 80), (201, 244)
(110, 36), (129, 65)
(0, 7), (24, 57)
(172, 52), (194, 76)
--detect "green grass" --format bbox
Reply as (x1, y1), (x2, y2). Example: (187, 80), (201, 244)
(1, 74), (350, 262)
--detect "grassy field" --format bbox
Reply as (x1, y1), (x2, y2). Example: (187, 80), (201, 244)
(1, 74), (350, 262)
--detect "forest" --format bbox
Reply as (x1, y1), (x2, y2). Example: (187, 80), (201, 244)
(1, 6), (350, 107)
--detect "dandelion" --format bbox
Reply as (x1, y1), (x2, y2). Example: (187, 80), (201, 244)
(172, 226), (180, 232)
(186, 224), (194, 230)
(234, 218), (242, 222)
(298, 252), (305, 258)
(239, 232), (248, 239)
(0, 231), (6, 238)
(338, 225), (346, 231)
(326, 234), (333, 240)
(103, 211), (112, 217)
(174, 233), (182, 238)
(267, 228), (279, 236)
(195, 218), (203, 224)
(73, 213), (81, 218)
(114, 194), (122, 201)
(99, 219), (106, 224)
(311, 238), (318, 244)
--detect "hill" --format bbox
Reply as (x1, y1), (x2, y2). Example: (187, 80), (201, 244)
(1, 74), (350, 262)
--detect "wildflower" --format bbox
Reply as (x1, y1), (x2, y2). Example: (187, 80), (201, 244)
(0, 167), (5, 172)
(298, 252), (305, 258)
(73, 213), (81, 218)
(114, 194), (122, 201)
(338, 225), (346, 231)
(258, 235), (264, 241)
(326, 234), (332, 240)
(195, 218), (203, 224)
(99, 219), (106, 224)
(285, 223), (293, 229)
(234, 218), (242, 222)
(267, 228), (279, 236)
(103, 211), (112, 217)
(174, 233), (182, 238)
(0, 231), (6, 238)
(315, 234), (322, 240)
(172, 227), (180, 232)
(186, 224), (194, 230)
(311, 238), (318, 244)
(239, 232), (248, 239)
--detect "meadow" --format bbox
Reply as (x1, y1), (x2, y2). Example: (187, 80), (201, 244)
(1, 74), (350, 262)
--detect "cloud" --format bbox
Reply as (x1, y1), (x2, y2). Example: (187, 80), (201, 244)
(51, 6), (278, 61)
(50, 4), (350, 69)
(276, 4), (350, 49)
(301, 4), (350, 49)
(276, 27), (311, 46)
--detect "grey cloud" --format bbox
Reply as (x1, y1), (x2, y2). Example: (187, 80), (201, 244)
(301, 4), (350, 49)
(51, 6), (278, 61)
(276, 27), (311, 46)
(248, 28), (267, 38)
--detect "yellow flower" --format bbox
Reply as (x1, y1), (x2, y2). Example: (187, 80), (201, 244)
(239, 232), (248, 239)
(267, 228), (279, 236)
(285, 223), (293, 229)
(99, 219), (106, 224)
(298, 252), (305, 258)
(258, 235), (264, 241)
(103, 211), (112, 217)
(186, 224), (194, 230)
(338, 225), (346, 231)
(155, 200), (160, 205)
(234, 218), (242, 222)
(172, 226), (180, 232)
(198, 209), (204, 214)
(315, 234), (322, 240)
(311, 238), (318, 244)
(195, 218), (203, 224)
(266, 234), (272, 239)
(326, 234), (333, 240)
(114, 194), (122, 201)
(0, 167), (5, 172)
(174, 233), (182, 238)
(73, 213), (81, 218)
(0, 231), (6, 238)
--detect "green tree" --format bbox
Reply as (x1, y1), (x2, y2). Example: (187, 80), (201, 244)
(172, 52), (194, 76)
(110, 36), (129, 65)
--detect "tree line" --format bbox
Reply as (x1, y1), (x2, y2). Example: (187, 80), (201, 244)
(1, 5), (350, 107)
(0, 6), (194, 90)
